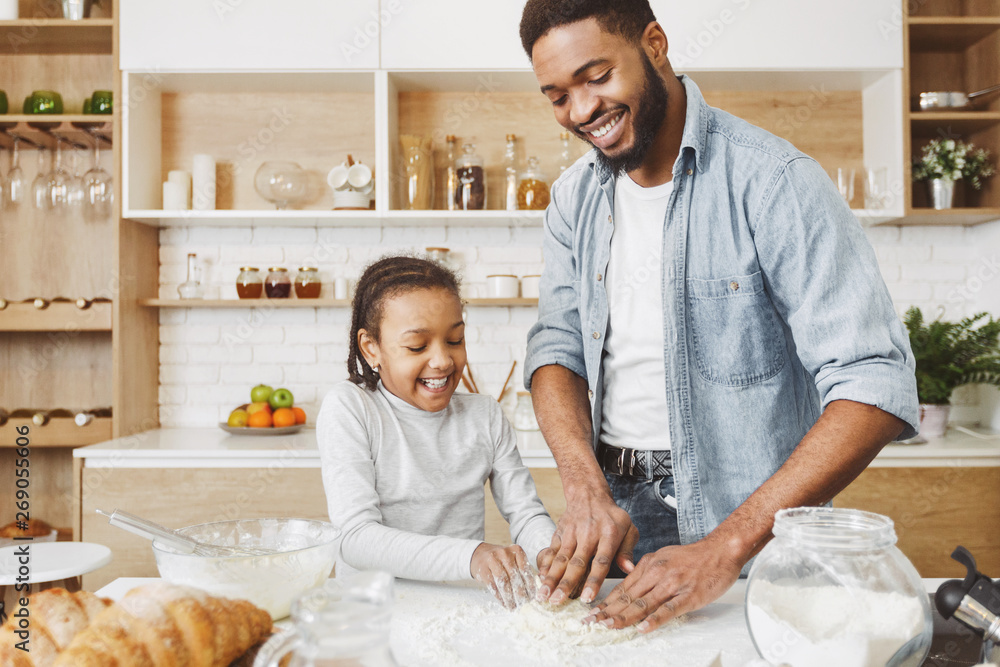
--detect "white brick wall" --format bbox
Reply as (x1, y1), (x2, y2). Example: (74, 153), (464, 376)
(157, 222), (995, 429)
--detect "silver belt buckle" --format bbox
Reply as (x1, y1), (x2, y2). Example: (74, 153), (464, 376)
(629, 450), (637, 476)
(616, 447), (626, 475)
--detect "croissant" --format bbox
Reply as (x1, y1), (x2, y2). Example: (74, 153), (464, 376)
(52, 582), (273, 667)
(0, 588), (112, 667)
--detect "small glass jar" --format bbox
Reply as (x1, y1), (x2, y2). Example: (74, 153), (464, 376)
(513, 392), (539, 431)
(425, 247), (450, 265)
(295, 267), (322, 299)
(517, 156), (550, 210)
(455, 142), (486, 210)
(236, 267), (263, 299)
(264, 267), (292, 299)
(745, 507), (932, 666)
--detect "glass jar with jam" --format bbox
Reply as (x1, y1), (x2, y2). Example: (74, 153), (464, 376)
(455, 142), (487, 210)
(236, 267), (263, 299)
(295, 267), (322, 299)
(265, 267), (292, 298)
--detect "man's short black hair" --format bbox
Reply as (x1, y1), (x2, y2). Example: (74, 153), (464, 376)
(519, 0), (657, 60)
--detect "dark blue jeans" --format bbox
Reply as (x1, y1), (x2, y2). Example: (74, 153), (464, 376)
(604, 471), (681, 574)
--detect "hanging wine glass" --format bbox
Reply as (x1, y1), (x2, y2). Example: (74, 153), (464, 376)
(6, 137), (25, 209)
(66, 146), (85, 210)
(83, 136), (113, 222)
(32, 147), (51, 211)
(47, 136), (71, 212)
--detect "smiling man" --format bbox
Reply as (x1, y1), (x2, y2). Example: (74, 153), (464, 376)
(520, 0), (920, 632)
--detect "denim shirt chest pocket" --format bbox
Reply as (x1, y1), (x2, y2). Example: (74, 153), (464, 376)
(686, 270), (785, 386)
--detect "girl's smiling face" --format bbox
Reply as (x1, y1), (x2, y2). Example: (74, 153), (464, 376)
(358, 286), (467, 412)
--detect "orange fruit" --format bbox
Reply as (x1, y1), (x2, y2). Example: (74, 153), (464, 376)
(272, 408), (296, 428)
(247, 402), (272, 416)
(292, 407), (307, 425)
(247, 410), (273, 428)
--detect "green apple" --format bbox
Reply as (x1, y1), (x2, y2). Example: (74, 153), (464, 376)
(250, 384), (273, 403)
(269, 388), (294, 410)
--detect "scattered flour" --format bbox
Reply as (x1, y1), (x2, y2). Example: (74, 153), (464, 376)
(746, 580), (927, 667)
(396, 589), (685, 667)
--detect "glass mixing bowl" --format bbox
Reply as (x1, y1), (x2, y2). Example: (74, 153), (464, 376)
(152, 517), (339, 620)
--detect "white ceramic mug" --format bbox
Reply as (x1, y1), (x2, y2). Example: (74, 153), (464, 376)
(347, 162), (373, 194)
(520, 275), (541, 299)
(326, 164), (350, 191)
(0, 0), (19, 19)
(486, 275), (519, 299)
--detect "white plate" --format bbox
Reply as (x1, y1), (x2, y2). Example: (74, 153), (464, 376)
(0, 542), (112, 585)
(218, 423), (305, 436)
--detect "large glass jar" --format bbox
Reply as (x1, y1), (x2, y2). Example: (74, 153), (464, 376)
(265, 267), (292, 299)
(295, 267), (322, 299)
(236, 267), (263, 299)
(455, 143), (486, 210)
(745, 507), (932, 667)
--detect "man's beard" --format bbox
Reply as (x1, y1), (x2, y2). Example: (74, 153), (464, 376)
(592, 54), (669, 176)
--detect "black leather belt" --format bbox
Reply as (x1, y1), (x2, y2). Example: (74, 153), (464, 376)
(598, 443), (673, 478)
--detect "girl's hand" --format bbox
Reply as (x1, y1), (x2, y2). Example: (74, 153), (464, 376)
(471, 543), (537, 610)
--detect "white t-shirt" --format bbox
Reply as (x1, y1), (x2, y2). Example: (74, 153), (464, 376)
(600, 173), (673, 451)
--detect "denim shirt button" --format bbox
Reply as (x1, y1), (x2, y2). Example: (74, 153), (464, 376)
(597, 273), (603, 281)
(588, 389), (594, 400)
(687, 168), (693, 176)
(608, 215), (613, 224)
(592, 331), (601, 339)
(730, 281), (740, 291)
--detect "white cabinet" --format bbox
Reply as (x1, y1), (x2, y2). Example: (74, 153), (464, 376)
(119, 0), (380, 71)
(653, 0), (902, 71)
(379, 0), (530, 70)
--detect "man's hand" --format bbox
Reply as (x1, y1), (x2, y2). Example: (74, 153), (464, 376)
(536, 487), (639, 605)
(471, 543), (536, 610)
(583, 534), (743, 633)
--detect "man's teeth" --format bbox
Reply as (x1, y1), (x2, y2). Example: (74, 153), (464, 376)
(590, 113), (622, 138)
(420, 377), (448, 389)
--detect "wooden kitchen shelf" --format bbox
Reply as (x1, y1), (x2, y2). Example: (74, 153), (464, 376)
(0, 19), (113, 55)
(895, 207), (1000, 226)
(0, 300), (112, 332)
(0, 116), (113, 149)
(123, 209), (545, 228)
(142, 298), (539, 308)
(0, 416), (112, 447)
(909, 111), (1000, 135)
(908, 18), (1000, 51)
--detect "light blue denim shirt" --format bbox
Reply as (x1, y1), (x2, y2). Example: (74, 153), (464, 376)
(524, 75), (919, 546)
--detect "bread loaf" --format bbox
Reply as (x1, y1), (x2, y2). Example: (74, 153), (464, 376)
(53, 582), (273, 667)
(0, 589), (112, 667)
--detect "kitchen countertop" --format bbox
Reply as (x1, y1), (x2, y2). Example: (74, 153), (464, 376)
(96, 577), (967, 667)
(74, 427), (1000, 468)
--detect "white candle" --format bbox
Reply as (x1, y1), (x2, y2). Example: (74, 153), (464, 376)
(167, 170), (191, 209)
(192, 154), (216, 211)
(162, 181), (186, 210)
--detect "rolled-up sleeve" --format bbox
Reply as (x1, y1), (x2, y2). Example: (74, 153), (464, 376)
(524, 179), (588, 390)
(751, 157), (919, 440)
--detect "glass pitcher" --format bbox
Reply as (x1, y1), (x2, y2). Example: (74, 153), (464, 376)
(254, 571), (398, 667)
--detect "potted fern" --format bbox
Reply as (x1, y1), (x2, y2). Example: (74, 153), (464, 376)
(904, 307), (1000, 438)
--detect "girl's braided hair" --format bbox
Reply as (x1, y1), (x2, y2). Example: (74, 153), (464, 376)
(348, 255), (461, 391)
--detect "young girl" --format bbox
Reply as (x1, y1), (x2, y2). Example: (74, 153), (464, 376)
(316, 255), (555, 607)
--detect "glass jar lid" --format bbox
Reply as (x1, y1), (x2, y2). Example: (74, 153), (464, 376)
(298, 266), (318, 272)
(239, 266), (260, 272)
(268, 267), (288, 272)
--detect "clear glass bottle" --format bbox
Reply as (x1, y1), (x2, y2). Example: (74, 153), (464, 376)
(517, 156), (550, 210)
(177, 253), (204, 300)
(265, 267), (292, 299)
(558, 131), (575, 174)
(236, 267), (263, 299)
(503, 133), (518, 211)
(745, 507), (932, 667)
(444, 134), (459, 211)
(455, 142), (486, 211)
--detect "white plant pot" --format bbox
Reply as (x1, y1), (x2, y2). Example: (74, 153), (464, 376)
(918, 404), (950, 439)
